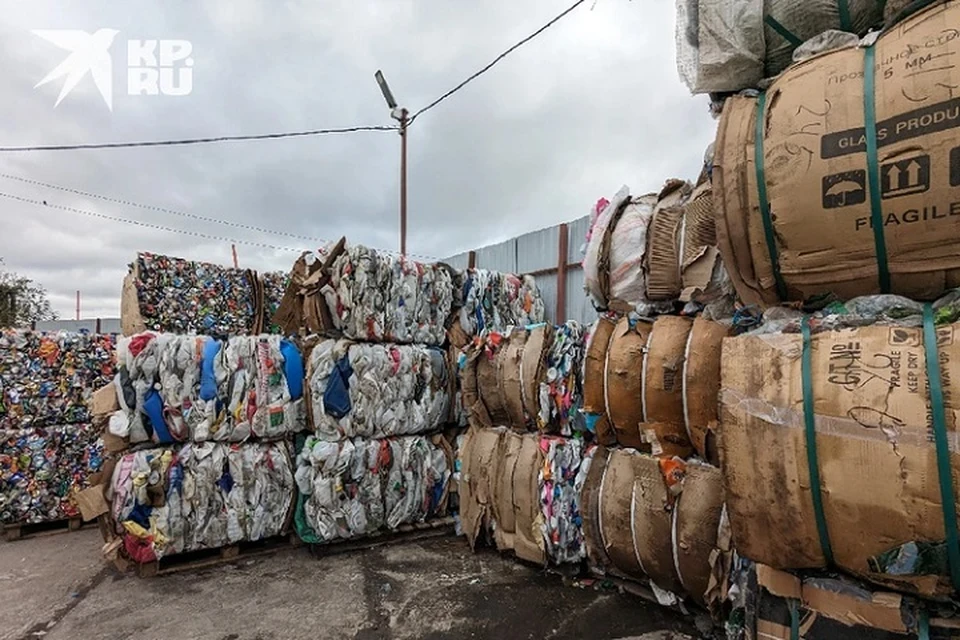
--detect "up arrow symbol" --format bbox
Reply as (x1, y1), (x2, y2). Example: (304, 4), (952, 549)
(904, 159), (922, 187)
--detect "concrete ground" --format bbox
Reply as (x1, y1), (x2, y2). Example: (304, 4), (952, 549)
(0, 529), (699, 640)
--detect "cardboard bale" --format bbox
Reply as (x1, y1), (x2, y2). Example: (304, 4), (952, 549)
(583, 318), (618, 446)
(631, 454), (684, 595)
(606, 319), (653, 449)
(458, 427), (504, 548)
(477, 344), (511, 427)
(500, 329), (527, 431)
(645, 180), (693, 301)
(580, 446), (614, 571)
(749, 565), (960, 639)
(714, 1), (960, 306)
(642, 316), (695, 458)
(492, 431), (523, 551)
(682, 317), (730, 463)
(720, 323), (960, 597)
(521, 324), (553, 424)
(674, 462), (724, 607)
(513, 433), (546, 565)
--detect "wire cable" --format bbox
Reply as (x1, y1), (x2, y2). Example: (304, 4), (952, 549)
(0, 191), (307, 253)
(0, 172), (333, 244)
(408, 0), (587, 124)
(0, 125), (397, 152)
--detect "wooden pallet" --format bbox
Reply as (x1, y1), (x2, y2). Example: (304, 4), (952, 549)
(3, 516), (91, 542)
(307, 516), (457, 557)
(133, 532), (299, 577)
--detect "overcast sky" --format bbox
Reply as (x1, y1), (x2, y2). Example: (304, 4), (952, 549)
(0, 0), (715, 319)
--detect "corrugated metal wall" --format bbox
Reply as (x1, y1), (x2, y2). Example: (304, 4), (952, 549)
(442, 215), (594, 325)
(33, 318), (121, 334)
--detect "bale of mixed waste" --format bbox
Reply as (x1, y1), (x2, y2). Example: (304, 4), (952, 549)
(106, 440), (295, 562)
(579, 447), (725, 607)
(0, 330), (117, 430)
(675, 0), (884, 94)
(714, 0), (960, 307)
(582, 316), (729, 462)
(293, 434), (453, 543)
(307, 339), (451, 440)
(457, 428), (589, 566)
(720, 295), (960, 597)
(107, 332), (306, 444)
(461, 324), (583, 434)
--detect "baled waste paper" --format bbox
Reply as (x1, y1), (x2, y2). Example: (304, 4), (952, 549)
(582, 316), (729, 462)
(0, 330), (116, 430)
(308, 339), (451, 441)
(713, 0), (960, 307)
(579, 447), (725, 608)
(107, 332), (305, 444)
(0, 423), (104, 525)
(107, 440), (294, 561)
(450, 269), (545, 347)
(675, 0), (884, 94)
(727, 561), (959, 639)
(293, 434), (453, 543)
(719, 302), (960, 598)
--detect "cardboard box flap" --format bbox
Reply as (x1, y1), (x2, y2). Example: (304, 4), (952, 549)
(74, 484), (110, 522)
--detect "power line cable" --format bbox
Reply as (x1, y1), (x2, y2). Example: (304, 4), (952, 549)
(0, 189), (439, 262)
(408, 0), (587, 124)
(0, 125), (397, 152)
(0, 173), (333, 245)
(0, 191), (307, 253)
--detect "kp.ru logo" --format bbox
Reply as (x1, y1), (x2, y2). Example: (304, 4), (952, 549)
(32, 29), (193, 111)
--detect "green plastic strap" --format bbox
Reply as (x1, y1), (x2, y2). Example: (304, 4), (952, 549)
(922, 303), (960, 593)
(801, 316), (835, 564)
(754, 93), (788, 300)
(789, 599), (800, 640)
(919, 610), (930, 640)
(863, 45), (892, 293)
(838, 0), (853, 31)
(765, 15), (804, 47)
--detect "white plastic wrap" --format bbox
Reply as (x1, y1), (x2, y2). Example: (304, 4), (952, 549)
(114, 332), (305, 443)
(108, 441), (294, 561)
(328, 246), (455, 345)
(309, 339), (450, 440)
(295, 434), (451, 543)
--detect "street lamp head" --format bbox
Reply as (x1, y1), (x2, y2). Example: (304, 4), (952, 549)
(374, 70), (398, 110)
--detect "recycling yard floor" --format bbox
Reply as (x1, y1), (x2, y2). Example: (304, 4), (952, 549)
(0, 529), (698, 640)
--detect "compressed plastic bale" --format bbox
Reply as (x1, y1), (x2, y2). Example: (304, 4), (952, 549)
(539, 436), (586, 564)
(713, 1), (960, 307)
(116, 332), (305, 444)
(327, 245), (455, 346)
(109, 441), (294, 560)
(0, 423), (104, 525)
(0, 330), (117, 431)
(538, 321), (586, 436)
(456, 269), (545, 340)
(309, 339), (450, 440)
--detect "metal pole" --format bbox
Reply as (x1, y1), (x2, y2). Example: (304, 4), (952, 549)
(231, 244), (239, 268)
(75, 290), (80, 321)
(399, 108), (409, 257)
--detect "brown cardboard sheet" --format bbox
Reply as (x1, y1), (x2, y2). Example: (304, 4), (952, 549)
(642, 316), (694, 458)
(606, 318), (652, 449)
(492, 432), (523, 551)
(683, 317), (729, 463)
(674, 462), (724, 606)
(513, 434), (545, 565)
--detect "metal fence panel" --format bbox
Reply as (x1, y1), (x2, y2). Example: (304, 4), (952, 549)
(567, 215), (591, 265)
(476, 240), (517, 274)
(516, 226), (559, 274)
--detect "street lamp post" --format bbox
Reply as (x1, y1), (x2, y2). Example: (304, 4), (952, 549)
(375, 70), (409, 257)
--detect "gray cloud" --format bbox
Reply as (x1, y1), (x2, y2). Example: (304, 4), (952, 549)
(0, 0), (715, 320)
